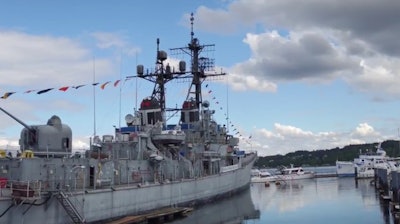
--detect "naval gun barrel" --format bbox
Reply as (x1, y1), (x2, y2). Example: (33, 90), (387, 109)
(0, 106), (34, 132)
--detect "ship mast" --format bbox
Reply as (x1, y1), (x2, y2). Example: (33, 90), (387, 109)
(132, 13), (225, 123)
(170, 13), (226, 120)
(189, 14), (204, 111)
(134, 38), (180, 123)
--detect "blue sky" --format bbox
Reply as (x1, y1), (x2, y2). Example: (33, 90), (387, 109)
(1, 0), (400, 156)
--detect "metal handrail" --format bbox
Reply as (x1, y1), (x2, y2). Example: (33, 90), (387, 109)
(9, 180), (42, 199)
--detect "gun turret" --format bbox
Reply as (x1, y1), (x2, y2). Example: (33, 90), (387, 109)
(0, 107), (72, 156)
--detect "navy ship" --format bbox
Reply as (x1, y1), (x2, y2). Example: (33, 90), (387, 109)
(0, 14), (257, 224)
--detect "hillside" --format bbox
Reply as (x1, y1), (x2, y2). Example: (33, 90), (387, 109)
(254, 140), (400, 168)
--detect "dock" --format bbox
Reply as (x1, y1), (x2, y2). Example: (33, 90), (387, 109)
(373, 167), (400, 221)
(107, 207), (193, 224)
(315, 173), (337, 178)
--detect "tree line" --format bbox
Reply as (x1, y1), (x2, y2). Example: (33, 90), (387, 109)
(254, 140), (400, 168)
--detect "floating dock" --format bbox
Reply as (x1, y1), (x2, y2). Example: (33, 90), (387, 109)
(107, 207), (193, 224)
(315, 173), (337, 178)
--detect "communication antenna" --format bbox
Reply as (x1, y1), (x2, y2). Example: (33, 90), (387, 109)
(226, 73), (229, 133)
(93, 56), (96, 137)
(119, 51), (122, 128)
(135, 52), (138, 112)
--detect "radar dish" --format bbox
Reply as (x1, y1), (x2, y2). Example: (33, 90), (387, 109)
(125, 114), (134, 124)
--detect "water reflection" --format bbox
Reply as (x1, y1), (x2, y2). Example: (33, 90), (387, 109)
(251, 179), (313, 213)
(355, 179), (380, 208)
(170, 177), (399, 224)
(354, 178), (400, 224)
(249, 177), (398, 224)
(171, 188), (260, 224)
(379, 198), (393, 224)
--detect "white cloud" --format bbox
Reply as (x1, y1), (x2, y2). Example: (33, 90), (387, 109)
(0, 138), (19, 148)
(227, 72), (277, 92)
(91, 32), (127, 49)
(73, 138), (90, 150)
(274, 123), (313, 137)
(242, 122), (387, 156)
(91, 32), (140, 56)
(186, 7), (238, 34)
(346, 57), (400, 99)
(0, 30), (115, 87)
(259, 128), (283, 139)
(352, 123), (379, 137)
(195, 0), (400, 99)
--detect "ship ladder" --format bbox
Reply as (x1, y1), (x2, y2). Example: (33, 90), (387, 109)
(55, 191), (85, 224)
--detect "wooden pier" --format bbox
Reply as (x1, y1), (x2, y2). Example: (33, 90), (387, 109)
(107, 207), (193, 224)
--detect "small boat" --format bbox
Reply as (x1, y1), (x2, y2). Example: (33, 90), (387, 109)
(273, 165), (315, 181)
(251, 169), (277, 183)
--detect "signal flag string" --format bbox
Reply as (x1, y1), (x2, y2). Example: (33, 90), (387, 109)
(0, 77), (134, 100)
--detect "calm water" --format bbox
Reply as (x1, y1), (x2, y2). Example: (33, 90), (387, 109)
(171, 167), (398, 224)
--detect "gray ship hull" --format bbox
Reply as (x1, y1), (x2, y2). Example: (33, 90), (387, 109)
(0, 153), (255, 224)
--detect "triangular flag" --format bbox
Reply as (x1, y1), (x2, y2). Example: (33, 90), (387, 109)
(101, 81), (110, 90)
(73, 85), (85, 89)
(59, 86), (69, 92)
(92, 82), (99, 86)
(24, 90), (36, 93)
(37, 88), (54, 94)
(1, 92), (15, 99)
(114, 80), (121, 87)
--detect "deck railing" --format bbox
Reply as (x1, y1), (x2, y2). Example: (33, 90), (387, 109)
(9, 180), (42, 199)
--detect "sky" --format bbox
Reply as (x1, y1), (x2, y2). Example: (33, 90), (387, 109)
(0, 0), (400, 156)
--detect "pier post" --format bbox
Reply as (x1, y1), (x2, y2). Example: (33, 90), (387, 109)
(391, 171), (400, 206)
(376, 168), (389, 198)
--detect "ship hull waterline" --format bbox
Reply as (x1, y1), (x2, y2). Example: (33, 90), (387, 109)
(0, 155), (255, 224)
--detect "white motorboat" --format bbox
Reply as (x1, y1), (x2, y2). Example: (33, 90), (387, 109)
(274, 165), (315, 181)
(251, 169), (277, 183)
